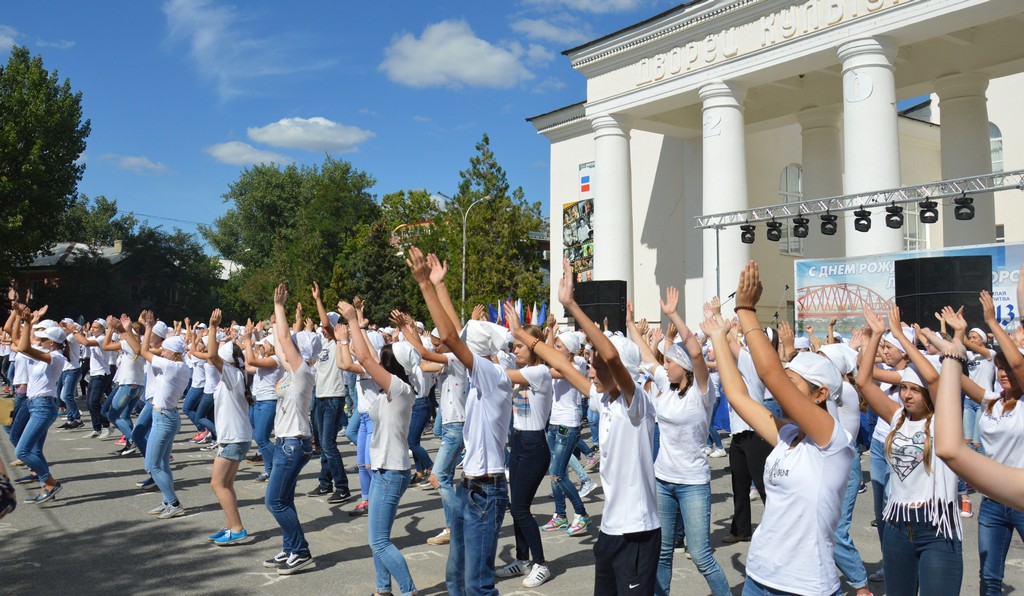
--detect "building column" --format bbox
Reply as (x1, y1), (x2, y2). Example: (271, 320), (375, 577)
(591, 114), (634, 293)
(699, 81), (748, 299)
(837, 37), (903, 256)
(934, 72), (994, 246)
(797, 106), (844, 259)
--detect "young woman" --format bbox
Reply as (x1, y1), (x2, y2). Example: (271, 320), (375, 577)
(137, 310), (190, 519)
(182, 322), (208, 443)
(206, 309), (255, 545)
(101, 316), (145, 455)
(244, 323), (282, 483)
(340, 299), (420, 596)
(74, 320), (113, 438)
(190, 332), (221, 449)
(702, 262), (854, 596)
(856, 307), (960, 596)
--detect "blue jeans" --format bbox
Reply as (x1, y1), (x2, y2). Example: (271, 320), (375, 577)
(586, 404), (600, 448)
(131, 401), (153, 457)
(85, 375), (111, 430)
(963, 397), (981, 443)
(313, 397), (348, 491)
(369, 469), (416, 595)
(568, 453), (590, 483)
(107, 383), (142, 440)
(707, 393), (725, 450)
(16, 397), (59, 484)
(743, 577), (841, 595)
(5, 391), (28, 441)
(834, 452), (868, 589)
(408, 397), (433, 474)
(252, 400), (276, 473)
(434, 422), (464, 528)
(197, 392), (216, 438)
(882, 516), (962, 595)
(357, 413), (374, 500)
(446, 478), (509, 596)
(57, 368), (83, 421)
(547, 425), (586, 517)
(656, 480), (730, 596)
(345, 404), (360, 445)
(433, 406), (443, 438)
(181, 385), (205, 430)
(870, 438), (890, 545)
(762, 398), (782, 419)
(265, 437), (313, 556)
(978, 496), (1024, 595)
(146, 408), (180, 504)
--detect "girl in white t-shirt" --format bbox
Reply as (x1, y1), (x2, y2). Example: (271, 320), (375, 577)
(703, 262), (854, 596)
(244, 326), (282, 483)
(206, 309), (255, 545)
(857, 307), (960, 596)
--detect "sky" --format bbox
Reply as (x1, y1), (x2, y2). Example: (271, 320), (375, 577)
(3, 0), (680, 252)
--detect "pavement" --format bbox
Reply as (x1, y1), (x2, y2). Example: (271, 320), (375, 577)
(2, 417), (1022, 595)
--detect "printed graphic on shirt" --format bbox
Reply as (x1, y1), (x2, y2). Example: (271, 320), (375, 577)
(513, 388), (531, 418)
(890, 429), (926, 481)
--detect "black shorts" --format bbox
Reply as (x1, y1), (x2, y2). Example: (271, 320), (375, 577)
(593, 528), (661, 595)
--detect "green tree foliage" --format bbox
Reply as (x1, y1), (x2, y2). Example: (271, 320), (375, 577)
(0, 46), (90, 281)
(341, 219), (418, 323)
(58, 194), (138, 246)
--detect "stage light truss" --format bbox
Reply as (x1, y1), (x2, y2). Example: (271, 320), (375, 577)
(694, 169), (1024, 229)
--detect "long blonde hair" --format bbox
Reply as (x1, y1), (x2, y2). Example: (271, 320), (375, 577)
(884, 383), (935, 474)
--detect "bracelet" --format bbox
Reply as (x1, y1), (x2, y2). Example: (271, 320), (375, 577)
(530, 337), (542, 350)
(940, 352), (967, 366)
(743, 328), (764, 338)
(734, 305), (756, 313)
(339, 341), (349, 346)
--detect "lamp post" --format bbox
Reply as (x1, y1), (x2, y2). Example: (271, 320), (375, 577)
(438, 192), (493, 319)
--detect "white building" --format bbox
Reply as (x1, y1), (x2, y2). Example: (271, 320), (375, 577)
(529, 0), (1024, 324)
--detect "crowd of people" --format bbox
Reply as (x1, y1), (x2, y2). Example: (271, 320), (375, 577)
(2, 251), (1024, 596)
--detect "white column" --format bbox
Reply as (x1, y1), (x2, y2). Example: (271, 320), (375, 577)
(700, 81), (748, 299)
(797, 106), (845, 259)
(934, 72), (995, 246)
(591, 114), (634, 292)
(837, 37), (903, 256)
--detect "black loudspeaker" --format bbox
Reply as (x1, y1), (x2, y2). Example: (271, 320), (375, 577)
(574, 280), (627, 334)
(894, 256), (992, 331)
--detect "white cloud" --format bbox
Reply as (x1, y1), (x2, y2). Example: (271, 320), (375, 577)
(380, 20), (534, 89)
(0, 25), (19, 49)
(358, 108), (378, 116)
(532, 76), (567, 94)
(36, 38), (75, 49)
(247, 117), (374, 153)
(204, 141), (291, 166)
(510, 18), (590, 45)
(524, 0), (646, 13)
(103, 154), (169, 174)
(413, 115), (433, 123)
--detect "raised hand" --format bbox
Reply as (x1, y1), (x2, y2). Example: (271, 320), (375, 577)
(778, 320), (794, 345)
(426, 253), (448, 285)
(120, 313), (132, 331)
(650, 326), (664, 346)
(406, 246), (432, 284)
(941, 305), (967, 335)
(736, 261), (763, 307)
(829, 317), (838, 327)
(660, 286), (679, 316)
(303, 318), (314, 332)
(210, 308), (223, 328)
(666, 322), (677, 340)
(863, 306), (886, 335)
(274, 283), (288, 306)
(710, 295), (721, 316)
(637, 318), (649, 337)
(334, 322), (349, 341)
(699, 307), (730, 339)
(849, 327), (864, 350)
(338, 301), (357, 321)
(142, 310), (155, 328)
(980, 291), (997, 323)
(557, 257), (575, 306)
(504, 301), (522, 332)
(887, 303), (902, 333)
(472, 304), (486, 322)
(625, 300), (635, 326)
(244, 318), (254, 337)
(311, 281), (321, 301)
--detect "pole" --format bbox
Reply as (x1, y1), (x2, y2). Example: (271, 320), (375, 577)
(438, 192), (492, 320)
(715, 226), (721, 298)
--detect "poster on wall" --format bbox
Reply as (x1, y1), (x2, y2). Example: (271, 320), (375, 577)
(563, 162), (596, 282)
(795, 242), (1024, 339)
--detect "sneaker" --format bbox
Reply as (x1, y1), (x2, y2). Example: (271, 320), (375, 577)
(117, 443), (138, 456)
(115, 435), (127, 447)
(98, 428), (111, 439)
(56, 421), (72, 430)
(10, 459), (24, 467)
(158, 503), (185, 519)
(708, 448), (727, 458)
(137, 476), (157, 490)
(200, 441), (219, 451)
(426, 528), (450, 546)
(858, 482), (867, 494)
(674, 537), (686, 551)
(541, 514), (568, 532)
(306, 485), (331, 498)
(722, 534), (752, 544)
(190, 430), (206, 443)
(13, 473), (39, 484)
(208, 528), (229, 541)
(215, 529), (253, 546)
(583, 453), (600, 471)
(495, 559), (531, 578)
(246, 454), (263, 465)
(25, 483), (62, 504)
(566, 514), (591, 536)
(749, 487), (759, 501)
(349, 500), (369, 516)
(523, 563), (551, 588)
(87, 430), (101, 438)
(264, 550), (290, 568)
(703, 445), (713, 455)
(579, 479), (597, 498)
(253, 472), (270, 483)
(868, 569), (884, 583)
(276, 552), (314, 575)
(327, 489), (353, 504)
(409, 473), (425, 486)
(148, 503), (169, 516)
(961, 496), (973, 518)
(68, 420), (84, 429)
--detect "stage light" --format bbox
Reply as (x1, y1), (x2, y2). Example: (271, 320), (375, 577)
(766, 219), (782, 242)
(820, 213), (838, 236)
(954, 194), (975, 220)
(919, 199), (939, 224)
(885, 204), (904, 229)
(792, 216), (809, 238)
(740, 223), (756, 244)
(854, 208), (872, 232)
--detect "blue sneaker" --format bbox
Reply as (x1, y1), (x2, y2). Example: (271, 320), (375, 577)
(14, 474), (38, 485)
(137, 477), (157, 490)
(214, 529), (253, 546)
(207, 528), (228, 541)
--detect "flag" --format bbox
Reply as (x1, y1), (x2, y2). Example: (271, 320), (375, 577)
(538, 302), (547, 326)
(525, 304), (532, 327)
(580, 174), (591, 194)
(487, 304), (499, 324)
(532, 302), (539, 325)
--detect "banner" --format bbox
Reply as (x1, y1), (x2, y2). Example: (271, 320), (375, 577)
(795, 242), (1024, 338)
(564, 161), (596, 282)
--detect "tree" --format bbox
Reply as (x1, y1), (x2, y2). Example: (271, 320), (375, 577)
(0, 46), (90, 281)
(58, 194), (139, 246)
(341, 219), (419, 323)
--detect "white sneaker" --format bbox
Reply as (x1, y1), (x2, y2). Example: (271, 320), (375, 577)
(703, 446), (713, 455)
(99, 428), (111, 439)
(749, 487), (759, 501)
(709, 448), (727, 458)
(147, 503), (168, 515)
(158, 503), (185, 519)
(523, 563), (551, 588)
(579, 479), (597, 498)
(87, 430), (101, 438)
(495, 559), (530, 578)
(426, 528), (450, 546)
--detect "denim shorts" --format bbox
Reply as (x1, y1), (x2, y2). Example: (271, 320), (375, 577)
(217, 441), (251, 462)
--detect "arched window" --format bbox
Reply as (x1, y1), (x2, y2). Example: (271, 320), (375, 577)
(778, 164), (802, 255)
(990, 122), (1003, 173)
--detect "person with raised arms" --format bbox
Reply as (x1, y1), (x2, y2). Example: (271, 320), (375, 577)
(73, 319), (114, 438)
(243, 320), (282, 484)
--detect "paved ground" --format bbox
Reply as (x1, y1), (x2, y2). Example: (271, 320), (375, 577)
(2, 417), (1022, 595)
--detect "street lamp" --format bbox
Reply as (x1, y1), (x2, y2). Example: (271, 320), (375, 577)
(438, 192), (493, 319)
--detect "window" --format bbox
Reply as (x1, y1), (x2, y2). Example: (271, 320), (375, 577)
(778, 164), (802, 255)
(990, 122), (1003, 173)
(903, 201), (927, 251)
(996, 224), (1005, 243)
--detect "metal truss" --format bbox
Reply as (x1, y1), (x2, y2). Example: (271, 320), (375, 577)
(695, 169), (1024, 229)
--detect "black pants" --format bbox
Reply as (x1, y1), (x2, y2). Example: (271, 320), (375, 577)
(508, 428), (550, 564)
(594, 528), (660, 595)
(729, 430), (773, 537)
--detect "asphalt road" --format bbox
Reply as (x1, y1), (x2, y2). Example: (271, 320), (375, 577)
(2, 417), (1022, 595)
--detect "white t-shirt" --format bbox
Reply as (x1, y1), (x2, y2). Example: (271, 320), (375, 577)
(149, 356), (190, 410)
(590, 383), (660, 535)
(63, 337), (81, 371)
(12, 352), (28, 385)
(825, 381), (862, 443)
(731, 350), (767, 435)
(369, 377), (416, 470)
(26, 351), (67, 398)
(188, 353), (205, 389)
(117, 339), (145, 386)
(746, 421), (853, 595)
(979, 392), (1024, 469)
(462, 355), (513, 477)
(652, 366), (716, 485)
(967, 352), (996, 392)
(883, 408), (961, 540)
(144, 361), (156, 401)
(437, 353), (468, 424)
(275, 362), (314, 438)
(252, 356), (283, 401)
(87, 343), (111, 377)
(215, 364), (252, 443)
(550, 356), (587, 427)
(204, 360), (220, 394)
(512, 364), (553, 432)
(871, 365), (902, 444)
(356, 367), (382, 415)
(314, 339), (347, 398)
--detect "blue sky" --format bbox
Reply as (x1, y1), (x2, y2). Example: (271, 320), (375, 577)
(4, 0), (676, 251)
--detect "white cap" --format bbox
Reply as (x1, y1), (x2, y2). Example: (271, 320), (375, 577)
(664, 341), (693, 372)
(794, 337), (812, 350)
(326, 312), (341, 327)
(460, 320), (508, 357)
(161, 336), (186, 354)
(152, 321), (169, 339)
(293, 331), (322, 362)
(35, 327), (66, 344)
(557, 331), (581, 354)
(392, 342), (423, 393)
(818, 344), (858, 377)
(882, 326), (916, 354)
